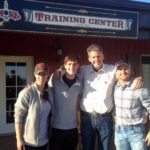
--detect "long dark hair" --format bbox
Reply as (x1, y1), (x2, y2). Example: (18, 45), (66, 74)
(40, 82), (49, 101)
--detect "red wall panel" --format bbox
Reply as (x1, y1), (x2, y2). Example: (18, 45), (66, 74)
(0, 31), (150, 73)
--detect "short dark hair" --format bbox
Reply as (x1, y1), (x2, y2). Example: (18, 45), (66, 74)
(64, 54), (79, 64)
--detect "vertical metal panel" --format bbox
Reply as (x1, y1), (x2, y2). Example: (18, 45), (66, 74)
(0, 32), (56, 74)
(0, 32), (150, 73)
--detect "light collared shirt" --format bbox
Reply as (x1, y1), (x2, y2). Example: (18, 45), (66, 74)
(114, 79), (150, 126)
(79, 64), (116, 114)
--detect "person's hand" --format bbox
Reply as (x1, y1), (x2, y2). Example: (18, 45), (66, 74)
(53, 69), (61, 80)
(53, 66), (65, 80)
(131, 76), (143, 89)
(145, 131), (150, 146)
(16, 139), (25, 150)
(24, 82), (34, 88)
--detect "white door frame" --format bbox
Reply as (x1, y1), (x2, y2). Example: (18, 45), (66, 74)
(141, 54), (150, 89)
(0, 56), (34, 134)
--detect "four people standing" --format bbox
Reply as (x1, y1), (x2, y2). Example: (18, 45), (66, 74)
(14, 44), (150, 150)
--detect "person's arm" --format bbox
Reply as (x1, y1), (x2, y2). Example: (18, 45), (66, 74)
(76, 95), (81, 134)
(131, 76), (143, 89)
(139, 88), (150, 146)
(145, 115), (150, 146)
(14, 88), (29, 150)
(48, 74), (54, 88)
(53, 66), (65, 80)
(15, 123), (26, 150)
(77, 95), (80, 111)
(48, 66), (66, 87)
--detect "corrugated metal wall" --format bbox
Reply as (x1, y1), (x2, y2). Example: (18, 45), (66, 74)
(0, 32), (56, 73)
(57, 35), (150, 65)
(0, 31), (150, 73)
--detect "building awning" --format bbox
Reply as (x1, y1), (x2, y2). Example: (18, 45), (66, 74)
(0, 0), (139, 39)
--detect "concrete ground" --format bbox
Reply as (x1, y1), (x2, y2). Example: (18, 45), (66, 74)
(0, 134), (16, 150)
(0, 135), (82, 150)
(0, 134), (93, 150)
(0, 134), (115, 150)
(1, 125), (149, 150)
(2, 132), (150, 150)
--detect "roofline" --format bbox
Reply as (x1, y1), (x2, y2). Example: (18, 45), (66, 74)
(42, 0), (150, 12)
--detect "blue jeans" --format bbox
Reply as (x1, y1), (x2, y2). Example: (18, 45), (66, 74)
(81, 111), (113, 150)
(115, 124), (147, 150)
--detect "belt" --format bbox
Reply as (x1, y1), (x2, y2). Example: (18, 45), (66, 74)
(81, 110), (112, 118)
(116, 123), (143, 129)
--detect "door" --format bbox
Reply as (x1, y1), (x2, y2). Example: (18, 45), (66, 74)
(0, 56), (33, 134)
(142, 56), (150, 89)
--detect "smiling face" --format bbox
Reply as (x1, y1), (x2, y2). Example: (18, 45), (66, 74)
(88, 50), (104, 71)
(64, 60), (79, 79)
(34, 72), (49, 87)
(116, 64), (131, 82)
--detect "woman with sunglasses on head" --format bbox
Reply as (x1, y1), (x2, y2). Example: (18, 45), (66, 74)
(14, 62), (53, 150)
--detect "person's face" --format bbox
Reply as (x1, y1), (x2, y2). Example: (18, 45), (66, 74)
(34, 72), (49, 86)
(88, 50), (104, 70)
(116, 65), (131, 82)
(64, 60), (79, 77)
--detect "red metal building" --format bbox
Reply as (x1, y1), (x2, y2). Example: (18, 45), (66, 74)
(0, 0), (150, 134)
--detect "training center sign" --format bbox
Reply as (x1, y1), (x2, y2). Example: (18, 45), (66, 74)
(0, 0), (139, 38)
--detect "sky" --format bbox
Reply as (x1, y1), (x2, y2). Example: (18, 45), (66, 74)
(129, 0), (150, 3)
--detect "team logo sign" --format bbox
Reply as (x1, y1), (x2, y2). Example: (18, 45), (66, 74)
(0, 0), (138, 38)
(0, 0), (21, 26)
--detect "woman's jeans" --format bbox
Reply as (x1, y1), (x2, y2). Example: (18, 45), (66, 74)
(115, 124), (147, 150)
(81, 111), (113, 150)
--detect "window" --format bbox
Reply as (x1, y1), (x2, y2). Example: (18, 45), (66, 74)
(5, 62), (27, 123)
(142, 56), (150, 89)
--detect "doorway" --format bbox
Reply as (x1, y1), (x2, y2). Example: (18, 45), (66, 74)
(0, 56), (33, 134)
(142, 56), (150, 89)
